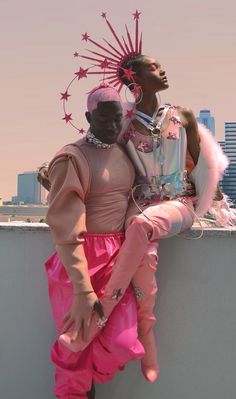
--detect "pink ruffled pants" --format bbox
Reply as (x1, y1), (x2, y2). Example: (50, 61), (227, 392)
(45, 233), (144, 399)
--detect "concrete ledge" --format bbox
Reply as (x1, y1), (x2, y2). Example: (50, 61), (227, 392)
(1, 221), (236, 236)
(0, 226), (236, 399)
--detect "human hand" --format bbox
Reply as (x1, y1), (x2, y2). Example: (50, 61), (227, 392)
(37, 166), (51, 191)
(208, 195), (236, 227)
(61, 292), (104, 342)
(213, 186), (224, 201)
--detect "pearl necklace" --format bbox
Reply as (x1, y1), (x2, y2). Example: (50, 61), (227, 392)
(86, 131), (113, 149)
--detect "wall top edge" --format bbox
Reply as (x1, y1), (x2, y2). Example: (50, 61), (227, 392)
(0, 223), (236, 236)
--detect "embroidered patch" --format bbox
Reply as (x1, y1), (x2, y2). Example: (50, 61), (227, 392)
(137, 140), (151, 152)
(134, 286), (144, 301)
(96, 316), (108, 329)
(123, 126), (136, 142)
(167, 132), (177, 140)
(111, 288), (122, 301)
(170, 115), (181, 125)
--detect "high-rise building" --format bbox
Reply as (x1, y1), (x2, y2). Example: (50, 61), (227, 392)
(12, 171), (47, 205)
(197, 110), (215, 135)
(218, 140), (226, 191)
(219, 122), (236, 201)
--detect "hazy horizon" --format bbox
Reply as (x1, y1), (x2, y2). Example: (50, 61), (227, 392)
(1, 0), (236, 200)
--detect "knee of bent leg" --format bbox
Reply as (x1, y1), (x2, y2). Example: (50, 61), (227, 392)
(127, 214), (152, 238)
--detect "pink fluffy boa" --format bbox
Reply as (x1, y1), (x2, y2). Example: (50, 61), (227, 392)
(190, 123), (229, 216)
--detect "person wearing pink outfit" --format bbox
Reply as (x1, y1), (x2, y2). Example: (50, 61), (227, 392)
(45, 85), (146, 399)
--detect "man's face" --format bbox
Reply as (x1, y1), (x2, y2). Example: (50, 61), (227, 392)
(89, 101), (123, 144)
(135, 56), (169, 92)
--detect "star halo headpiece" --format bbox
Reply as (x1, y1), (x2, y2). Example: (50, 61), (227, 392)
(61, 10), (143, 133)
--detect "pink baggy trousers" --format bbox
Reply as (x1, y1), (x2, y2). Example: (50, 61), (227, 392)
(45, 233), (144, 399)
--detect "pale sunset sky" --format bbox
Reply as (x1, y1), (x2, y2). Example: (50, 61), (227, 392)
(1, 0), (236, 200)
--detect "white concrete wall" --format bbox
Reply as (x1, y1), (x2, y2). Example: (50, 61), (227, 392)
(0, 225), (235, 399)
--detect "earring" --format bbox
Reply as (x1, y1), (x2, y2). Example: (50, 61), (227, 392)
(125, 83), (143, 105)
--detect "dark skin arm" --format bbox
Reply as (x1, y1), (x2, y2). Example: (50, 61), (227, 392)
(179, 106), (200, 166)
(179, 107), (223, 201)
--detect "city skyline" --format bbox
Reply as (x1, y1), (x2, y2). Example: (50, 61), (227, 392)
(12, 171), (47, 205)
(4, 113), (235, 205)
(220, 122), (236, 200)
(1, 0), (236, 200)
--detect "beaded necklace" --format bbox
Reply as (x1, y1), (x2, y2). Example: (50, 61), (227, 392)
(86, 131), (113, 149)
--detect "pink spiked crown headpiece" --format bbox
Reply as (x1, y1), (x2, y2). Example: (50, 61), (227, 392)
(60, 10), (143, 133)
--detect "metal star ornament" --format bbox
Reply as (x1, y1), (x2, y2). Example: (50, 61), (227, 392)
(133, 10), (141, 20)
(75, 67), (88, 79)
(122, 67), (136, 81)
(81, 32), (90, 41)
(99, 59), (110, 69)
(60, 91), (71, 101)
(62, 113), (73, 123)
(126, 109), (135, 119)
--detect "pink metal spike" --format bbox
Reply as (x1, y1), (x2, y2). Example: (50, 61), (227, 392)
(87, 71), (116, 75)
(135, 17), (139, 52)
(105, 77), (120, 85)
(113, 80), (121, 88)
(125, 24), (134, 53)
(103, 73), (119, 80)
(79, 54), (106, 63)
(100, 78), (120, 87)
(86, 49), (119, 63)
(117, 82), (123, 92)
(139, 32), (143, 53)
(87, 37), (121, 60)
(103, 38), (123, 57)
(122, 36), (130, 53)
(94, 63), (118, 71)
(104, 17), (127, 55)
(107, 78), (120, 84)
